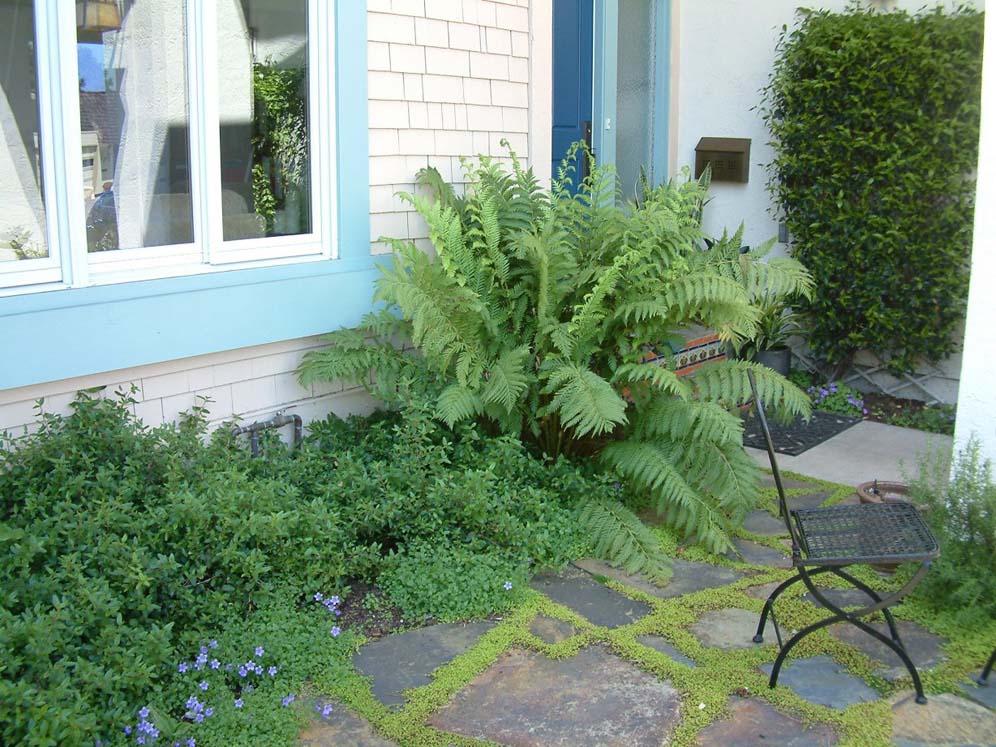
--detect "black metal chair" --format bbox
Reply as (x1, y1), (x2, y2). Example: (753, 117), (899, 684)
(747, 370), (940, 704)
(977, 648), (995, 686)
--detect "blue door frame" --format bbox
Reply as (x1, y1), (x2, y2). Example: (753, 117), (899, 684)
(554, 0), (671, 187)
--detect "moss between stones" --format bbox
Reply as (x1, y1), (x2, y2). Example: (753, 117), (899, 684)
(310, 470), (990, 747)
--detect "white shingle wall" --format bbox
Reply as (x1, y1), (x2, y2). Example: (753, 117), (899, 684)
(0, 1), (536, 435)
(367, 0), (531, 254)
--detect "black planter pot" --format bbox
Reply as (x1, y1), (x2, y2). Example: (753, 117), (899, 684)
(754, 348), (791, 376)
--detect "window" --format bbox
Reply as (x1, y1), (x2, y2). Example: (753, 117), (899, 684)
(0, 0), (335, 293)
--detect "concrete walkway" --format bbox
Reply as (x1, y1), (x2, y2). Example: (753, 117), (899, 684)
(746, 420), (952, 486)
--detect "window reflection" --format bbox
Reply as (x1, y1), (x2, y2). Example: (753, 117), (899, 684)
(219, 0), (311, 241)
(77, 0), (194, 252)
(0, 0), (49, 262)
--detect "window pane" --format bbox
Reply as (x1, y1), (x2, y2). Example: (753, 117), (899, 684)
(77, 0), (194, 253)
(1, 0), (49, 262)
(616, 0), (657, 199)
(219, 0), (311, 241)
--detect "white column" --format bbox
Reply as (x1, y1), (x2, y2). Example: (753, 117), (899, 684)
(954, 7), (996, 463)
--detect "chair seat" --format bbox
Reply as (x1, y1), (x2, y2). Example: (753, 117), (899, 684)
(793, 501), (939, 566)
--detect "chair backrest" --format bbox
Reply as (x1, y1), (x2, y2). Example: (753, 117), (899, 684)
(746, 370), (802, 552)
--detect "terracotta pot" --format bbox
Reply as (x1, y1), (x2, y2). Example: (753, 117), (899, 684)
(856, 481), (927, 573)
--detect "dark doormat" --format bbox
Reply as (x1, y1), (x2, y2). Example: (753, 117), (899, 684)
(742, 410), (862, 456)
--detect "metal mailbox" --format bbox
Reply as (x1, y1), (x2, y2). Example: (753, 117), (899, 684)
(694, 137), (750, 183)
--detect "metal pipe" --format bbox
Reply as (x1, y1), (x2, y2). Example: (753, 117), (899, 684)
(231, 412), (303, 456)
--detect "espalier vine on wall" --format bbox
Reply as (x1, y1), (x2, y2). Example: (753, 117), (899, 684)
(762, 6), (983, 376)
(299, 148), (811, 574)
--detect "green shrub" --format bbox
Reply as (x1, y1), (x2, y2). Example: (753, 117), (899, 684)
(0, 391), (594, 745)
(911, 437), (996, 626)
(762, 6), (983, 376)
(299, 151), (811, 572)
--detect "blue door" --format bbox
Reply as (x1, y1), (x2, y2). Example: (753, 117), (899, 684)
(552, 0), (593, 189)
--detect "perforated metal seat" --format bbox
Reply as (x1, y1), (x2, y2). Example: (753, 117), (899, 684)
(794, 501), (939, 566)
(746, 370), (939, 705)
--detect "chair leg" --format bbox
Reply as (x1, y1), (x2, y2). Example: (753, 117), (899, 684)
(753, 566), (834, 644)
(831, 568), (903, 644)
(978, 648), (996, 686)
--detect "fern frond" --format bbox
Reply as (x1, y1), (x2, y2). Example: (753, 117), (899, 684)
(612, 363), (691, 399)
(633, 398), (742, 445)
(691, 359), (811, 419)
(578, 498), (672, 582)
(436, 384), (484, 427)
(541, 364), (628, 438)
(482, 346), (533, 414)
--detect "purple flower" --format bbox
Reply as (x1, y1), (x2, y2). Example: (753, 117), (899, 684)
(199, 681), (208, 691)
(267, 666), (278, 677)
(204, 707), (214, 718)
(194, 713), (205, 724)
(178, 663), (188, 674)
(862, 408), (869, 415)
(209, 640), (218, 649)
(314, 592), (324, 602)
(185, 695), (199, 710)
(238, 666), (248, 678)
(329, 595), (340, 606)
(234, 698), (244, 709)
(281, 693), (296, 707)
(136, 737), (146, 746)
(225, 663), (234, 671)
(829, 383), (838, 394)
(254, 646), (265, 657)
(503, 581), (513, 591)
(187, 740), (196, 747)
(209, 659), (220, 670)
(321, 704), (333, 719)
(330, 626), (341, 637)
(199, 646), (208, 655)
(124, 726), (132, 736)
(819, 388), (829, 398)
(138, 707), (149, 720)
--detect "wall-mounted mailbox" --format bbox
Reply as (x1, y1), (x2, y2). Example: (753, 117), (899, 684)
(694, 137), (750, 183)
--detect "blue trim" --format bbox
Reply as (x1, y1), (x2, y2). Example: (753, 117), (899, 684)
(652, 0), (670, 182)
(592, 0), (618, 170)
(0, 0), (372, 392)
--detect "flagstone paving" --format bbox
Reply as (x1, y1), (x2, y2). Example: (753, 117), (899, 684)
(828, 620), (948, 682)
(636, 635), (698, 667)
(760, 655), (881, 708)
(428, 646), (682, 747)
(958, 678), (996, 711)
(573, 556), (744, 599)
(530, 566), (650, 628)
(742, 509), (788, 536)
(695, 697), (838, 746)
(731, 537), (791, 568)
(299, 703), (400, 747)
(352, 621), (495, 707)
(691, 608), (770, 651)
(890, 691), (996, 746)
(528, 614), (577, 644)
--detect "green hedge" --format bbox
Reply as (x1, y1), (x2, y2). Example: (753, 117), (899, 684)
(762, 6), (983, 375)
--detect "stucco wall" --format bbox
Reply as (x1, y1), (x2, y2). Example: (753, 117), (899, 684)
(672, 0), (983, 403)
(954, 7), (996, 464)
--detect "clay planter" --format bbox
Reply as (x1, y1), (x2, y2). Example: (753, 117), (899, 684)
(857, 481), (928, 573)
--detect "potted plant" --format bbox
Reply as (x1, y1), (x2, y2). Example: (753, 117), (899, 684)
(742, 294), (800, 376)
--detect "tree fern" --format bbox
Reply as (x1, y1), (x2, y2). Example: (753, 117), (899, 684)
(299, 148), (814, 564)
(578, 498), (672, 582)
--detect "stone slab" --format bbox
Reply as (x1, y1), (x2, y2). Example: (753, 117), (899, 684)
(691, 608), (765, 651)
(531, 568), (650, 628)
(731, 538), (791, 568)
(429, 646), (682, 747)
(829, 620), (947, 682)
(958, 679), (996, 711)
(890, 691), (996, 746)
(529, 615), (578, 644)
(801, 587), (877, 610)
(695, 697), (837, 746)
(352, 621), (495, 707)
(744, 581), (783, 601)
(788, 491), (833, 510)
(760, 655), (879, 709)
(742, 510), (788, 537)
(298, 704), (399, 747)
(636, 635), (698, 667)
(573, 557), (743, 600)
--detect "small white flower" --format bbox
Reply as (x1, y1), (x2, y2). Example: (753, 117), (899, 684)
(698, 702), (706, 710)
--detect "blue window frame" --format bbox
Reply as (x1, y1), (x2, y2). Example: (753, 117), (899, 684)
(0, 1), (371, 391)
